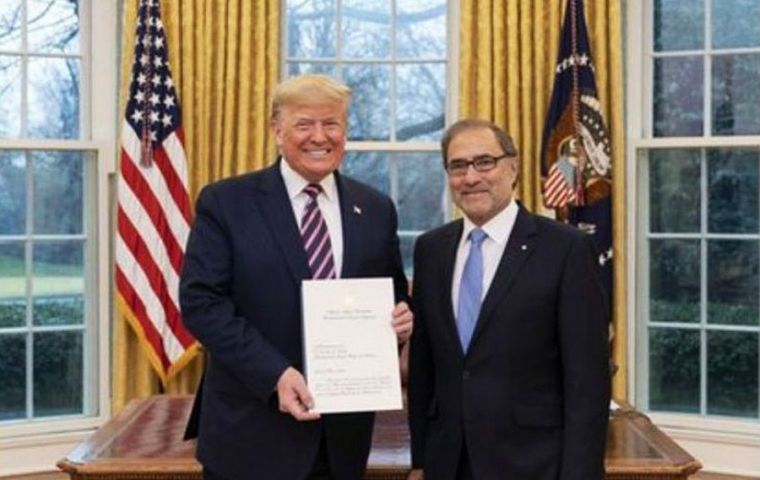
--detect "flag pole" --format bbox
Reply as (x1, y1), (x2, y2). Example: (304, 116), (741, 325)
(569, 0), (586, 206)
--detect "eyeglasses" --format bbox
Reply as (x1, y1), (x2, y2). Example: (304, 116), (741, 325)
(445, 153), (511, 176)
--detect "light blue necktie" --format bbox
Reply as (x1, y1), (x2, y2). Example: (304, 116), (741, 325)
(456, 228), (487, 352)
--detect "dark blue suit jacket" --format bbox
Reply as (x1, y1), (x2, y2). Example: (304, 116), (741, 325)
(408, 205), (610, 480)
(180, 161), (408, 479)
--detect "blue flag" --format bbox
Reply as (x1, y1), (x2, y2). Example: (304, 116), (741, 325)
(540, 0), (613, 311)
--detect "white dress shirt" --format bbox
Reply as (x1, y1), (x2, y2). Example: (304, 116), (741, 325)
(451, 200), (519, 315)
(280, 159), (344, 277)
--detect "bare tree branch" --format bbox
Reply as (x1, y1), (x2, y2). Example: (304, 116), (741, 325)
(396, 114), (444, 141)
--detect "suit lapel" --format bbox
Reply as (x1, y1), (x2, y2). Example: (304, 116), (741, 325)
(255, 160), (311, 281)
(336, 172), (362, 278)
(470, 207), (538, 349)
(438, 220), (466, 358)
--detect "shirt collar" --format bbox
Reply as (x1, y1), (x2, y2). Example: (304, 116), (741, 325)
(461, 199), (518, 246)
(280, 158), (338, 202)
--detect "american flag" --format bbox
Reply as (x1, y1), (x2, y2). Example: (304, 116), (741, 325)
(116, 0), (197, 382)
(540, 0), (613, 309)
(543, 155), (577, 208)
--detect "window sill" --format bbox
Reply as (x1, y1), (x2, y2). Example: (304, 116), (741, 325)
(648, 412), (760, 476)
(0, 428), (95, 476)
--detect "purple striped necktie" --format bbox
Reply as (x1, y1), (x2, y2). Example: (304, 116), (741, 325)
(300, 184), (336, 279)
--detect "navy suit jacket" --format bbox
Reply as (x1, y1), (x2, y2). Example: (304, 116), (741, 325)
(408, 205), (610, 480)
(180, 161), (408, 479)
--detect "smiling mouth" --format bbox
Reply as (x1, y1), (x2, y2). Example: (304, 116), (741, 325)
(305, 149), (331, 158)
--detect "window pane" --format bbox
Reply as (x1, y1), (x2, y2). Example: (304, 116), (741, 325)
(650, 239), (700, 323)
(712, 0), (760, 49)
(712, 54), (760, 135)
(0, 150), (26, 234)
(654, 56), (703, 136)
(649, 328), (700, 413)
(286, 0), (336, 58)
(0, 333), (26, 420)
(0, 55), (22, 138)
(0, 299), (25, 329)
(340, 151), (390, 195)
(396, 152), (446, 231)
(396, 0), (446, 58)
(34, 296), (83, 327)
(654, 0), (704, 51)
(707, 149), (758, 233)
(286, 61), (336, 78)
(33, 150), (84, 234)
(344, 63), (390, 141)
(649, 149), (700, 233)
(400, 232), (415, 278)
(0, 0), (22, 51)
(27, 57), (80, 139)
(33, 330), (83, 417)
(396, 63), (445, 142)
(32, 240), (84, 326)
(707, 331), (758, 417)
(0, 242), (25, 328)
(707, 240), (758, 326)
(27, 0), (80, 54)
(341, 0), (390, 59)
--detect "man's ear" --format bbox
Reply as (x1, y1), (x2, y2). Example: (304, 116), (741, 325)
(509, 156), (520, 186)
(271, 118), (283, 146)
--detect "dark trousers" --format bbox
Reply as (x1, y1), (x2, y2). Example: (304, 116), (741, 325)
(202, 469), (227, 480)
(307, 432), (333, 480)
(456, 444), (474, 480)
(203, 433), (333, 480)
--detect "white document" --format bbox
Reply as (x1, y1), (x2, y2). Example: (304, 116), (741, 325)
(302, 277), (402, 414)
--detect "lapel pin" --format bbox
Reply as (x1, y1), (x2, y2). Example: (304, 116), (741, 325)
(353, 205), (362, 215)
(521, 244), (528, 251)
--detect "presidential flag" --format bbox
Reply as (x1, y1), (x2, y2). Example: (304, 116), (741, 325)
(116, 0), (197, 382)
(540, 0), (613, 305)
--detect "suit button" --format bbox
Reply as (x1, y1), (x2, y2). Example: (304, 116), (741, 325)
(462, 370), (470, 380)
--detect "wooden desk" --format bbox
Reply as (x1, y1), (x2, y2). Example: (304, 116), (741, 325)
(58, 395), (701, 480)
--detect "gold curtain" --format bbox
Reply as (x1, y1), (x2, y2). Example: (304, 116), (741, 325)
(459, 0), (627, 399)
(113, 0), (280, 413)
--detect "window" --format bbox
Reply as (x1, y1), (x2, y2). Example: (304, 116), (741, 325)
(0, 0), (115, 440)
(283, 0), (453, 275)
(631, 0), (760, 422)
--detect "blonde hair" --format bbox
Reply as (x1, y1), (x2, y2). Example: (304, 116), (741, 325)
(270, 74), (351, 121)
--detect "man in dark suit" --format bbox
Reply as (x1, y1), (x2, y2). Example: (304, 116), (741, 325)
(180, 74), (413, 480)
(407, 119), (610, 480)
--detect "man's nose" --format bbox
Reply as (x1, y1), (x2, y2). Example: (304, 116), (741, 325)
(311, 124), (327, 142)
(463, 164), (481, 183)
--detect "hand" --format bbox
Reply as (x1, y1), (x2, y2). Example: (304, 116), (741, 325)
(391, 301), (413, 345)
(276, 367), (320, 421)
(407, 469), (424, 480)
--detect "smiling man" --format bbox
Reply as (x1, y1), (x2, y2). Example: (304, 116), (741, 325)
(180, 74), (413, 480)
(407, 119), (610, 480)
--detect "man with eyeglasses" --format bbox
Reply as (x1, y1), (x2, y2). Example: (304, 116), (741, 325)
(407, 119), (610, 480)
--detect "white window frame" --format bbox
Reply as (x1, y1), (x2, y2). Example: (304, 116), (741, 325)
(626, 0), (760, 475)
(281, 0), (460, 247)
(0, 1), (117, 475)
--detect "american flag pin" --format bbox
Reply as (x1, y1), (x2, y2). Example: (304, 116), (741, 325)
(353, 205), (362, 215)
